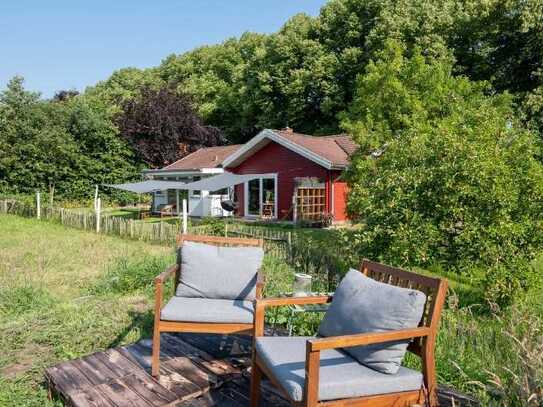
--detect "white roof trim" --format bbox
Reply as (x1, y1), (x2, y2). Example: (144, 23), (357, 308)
(222, 129), (334, 169)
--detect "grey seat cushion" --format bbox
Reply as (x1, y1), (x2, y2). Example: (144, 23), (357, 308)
(256, 336), (423, 402)
(176, 241), (264, 300)
(318, 269), (426, 374)
(161, 297), (254, 324)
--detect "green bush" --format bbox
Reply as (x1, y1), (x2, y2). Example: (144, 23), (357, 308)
(342, 42), (543, 306)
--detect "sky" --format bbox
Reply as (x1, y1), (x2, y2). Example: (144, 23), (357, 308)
(0, 0), (327, 98)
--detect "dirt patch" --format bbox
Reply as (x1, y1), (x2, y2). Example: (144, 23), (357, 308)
(0, 343), (52, 379)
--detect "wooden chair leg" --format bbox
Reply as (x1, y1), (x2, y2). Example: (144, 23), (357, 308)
(250, 359), (262, 407)
(151, 327), (161, 377)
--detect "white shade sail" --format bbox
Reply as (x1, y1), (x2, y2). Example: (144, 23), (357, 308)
(106, 172), (274, 194)
(184, 172), (275, 192)
(105, 180), (187, 193)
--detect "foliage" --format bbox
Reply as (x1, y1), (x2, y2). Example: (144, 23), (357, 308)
(0, 77), (140, 201)
(116, 85), (225, 168)
(342, 42), (543, 305)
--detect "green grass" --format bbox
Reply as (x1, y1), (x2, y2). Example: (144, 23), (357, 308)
(0, 214), (174, 406)
(1, 213), (541, 406)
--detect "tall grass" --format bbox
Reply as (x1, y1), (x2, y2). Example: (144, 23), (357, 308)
(0, 214), (172, 406)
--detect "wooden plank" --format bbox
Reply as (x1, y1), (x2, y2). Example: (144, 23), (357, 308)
(73, 355), (118, 385)
(95, 348), (141, 377)
(175, 333), (252, 366)
(47, 361), (95, 396)
(118, 343), (203, 400)
(119, 373), (178, 407)
(162, 356), (213, 390)
(68, 386), (116, 407)
(162, 334), (242, 375)
(95, 378), (154, 407)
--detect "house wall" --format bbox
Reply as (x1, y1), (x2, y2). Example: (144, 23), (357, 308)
(332, 174), (349, 222)
(229, 141), (349, 221)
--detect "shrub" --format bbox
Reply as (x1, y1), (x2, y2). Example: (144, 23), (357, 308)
(342, 41), (543, 306)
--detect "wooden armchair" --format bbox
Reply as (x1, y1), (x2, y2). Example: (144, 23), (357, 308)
(251, 260), (448, 407)
(152, 234), (264, 377)
(153, 203), (175, 218)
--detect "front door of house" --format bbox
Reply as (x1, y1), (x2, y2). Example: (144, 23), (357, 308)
(245, 176), (276, 218)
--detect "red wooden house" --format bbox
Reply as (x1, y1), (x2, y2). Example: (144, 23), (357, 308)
(136, 128), (357, 223)
(222, 128), (357, 222)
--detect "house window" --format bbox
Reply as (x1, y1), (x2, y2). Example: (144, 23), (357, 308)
(244, 176), (277, 218)
(247, 179), (260, 216)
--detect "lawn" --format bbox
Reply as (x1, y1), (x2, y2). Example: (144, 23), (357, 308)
(0, 214), (175, 406)
(1, 213), (541, 406)
(0, 214), (295, 406)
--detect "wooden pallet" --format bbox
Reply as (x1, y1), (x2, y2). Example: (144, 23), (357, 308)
(45, 332), (479, 407)
(45, 334), (241, 407)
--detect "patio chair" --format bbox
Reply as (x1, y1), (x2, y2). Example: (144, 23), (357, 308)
(152, 234), (265, 377)
(153, 203), (175, 218)
(250, 259), (448, 407)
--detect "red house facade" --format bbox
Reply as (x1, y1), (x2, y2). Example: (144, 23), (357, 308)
(222, 128), (356, 222)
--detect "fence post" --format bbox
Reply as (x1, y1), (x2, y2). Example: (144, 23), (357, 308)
(292, 194), (297, 223)
(94, 185), (99, 211)
(287, 231), (292, 259)
(225, 221), (228, 237)
(129, 219), (134, 238)
(96, 198), (101, 233)
(36, 191), (41, 219)
(182, 199), (188, 234)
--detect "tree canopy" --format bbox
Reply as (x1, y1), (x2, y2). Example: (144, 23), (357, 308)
(342, 42), (543, 305)
(116, 86), (224, 168)
(2, 0), (543, 302)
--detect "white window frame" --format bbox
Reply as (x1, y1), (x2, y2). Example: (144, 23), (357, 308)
(243, 174), (278, 219)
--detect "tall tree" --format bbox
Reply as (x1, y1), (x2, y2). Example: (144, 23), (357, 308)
(342, 42), (543, 305)
(0, 76), (140, 200)
(116, 86), (225, 168)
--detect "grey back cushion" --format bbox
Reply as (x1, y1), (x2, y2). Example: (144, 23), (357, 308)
(176, 241), (264, 301)
(318, 269), (426, 374)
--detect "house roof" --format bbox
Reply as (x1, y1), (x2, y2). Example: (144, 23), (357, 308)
(161, 144), (242, 171)
(222, 129), (357, 170)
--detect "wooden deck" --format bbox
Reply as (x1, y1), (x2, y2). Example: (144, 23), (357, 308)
(46, 333), (479, 406)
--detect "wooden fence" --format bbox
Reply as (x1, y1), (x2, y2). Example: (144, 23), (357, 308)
(0, 199), (180, 244)
(188, 222), (292, 259)
(0, 199), (292, 252)
(1, 198), (343, 291)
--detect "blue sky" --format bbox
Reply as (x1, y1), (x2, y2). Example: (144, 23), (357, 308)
(0, 0), (327, 98)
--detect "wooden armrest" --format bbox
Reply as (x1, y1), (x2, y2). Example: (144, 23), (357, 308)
(253, 296), (332, 336)
(155, 264), (178, 284)
(255, 295), (332, 308)
(307, 327), (431, 352)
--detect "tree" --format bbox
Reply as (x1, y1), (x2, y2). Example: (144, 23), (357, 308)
(53, 89), (79, 102)
(0, 77), (77, 196)
(0, 76), (140, 201)
(342, 42), (543, 305)
(116, 85), (225, 168)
